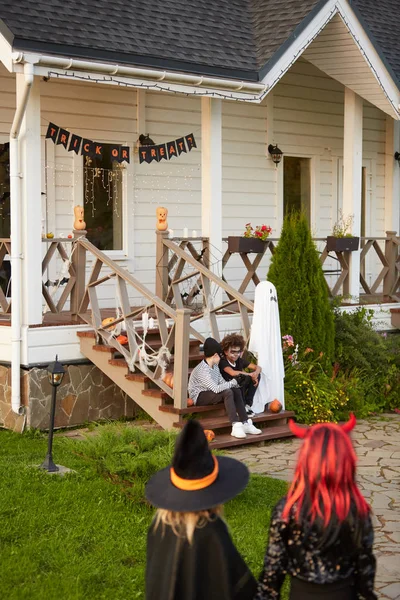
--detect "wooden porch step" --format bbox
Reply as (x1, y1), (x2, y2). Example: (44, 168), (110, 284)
(126, 367), (195, 384)
(209, 424), (293, 449)
(159, 403), (223, 415)
(173, 410), (295, 431)
(77, 330), (96, 338)
(109, 358), (129, 367)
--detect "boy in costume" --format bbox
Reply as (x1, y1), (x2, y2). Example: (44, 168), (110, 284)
(145, 420), (257, 600)
(219, 333), (261, 417)
(188, 337), (261, 439)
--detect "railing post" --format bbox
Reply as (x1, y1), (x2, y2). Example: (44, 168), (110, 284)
(70, 230), (87, 320)
(156, 230), (169, 301)
(173, 308), (191, 410)
(383, 230), (397, 300)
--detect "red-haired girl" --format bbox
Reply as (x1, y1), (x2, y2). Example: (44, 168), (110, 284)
(256, 415), (377, 600)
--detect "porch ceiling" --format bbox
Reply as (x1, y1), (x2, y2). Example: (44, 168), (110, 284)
(302, 14), (399, 119)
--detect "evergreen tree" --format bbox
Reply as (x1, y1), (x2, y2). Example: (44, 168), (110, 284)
(268, 212), (335, 360)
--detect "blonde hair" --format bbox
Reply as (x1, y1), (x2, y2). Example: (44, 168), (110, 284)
(154, 506), (223, 544)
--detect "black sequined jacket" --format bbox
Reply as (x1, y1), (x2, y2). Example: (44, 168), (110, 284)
(255, 497), (377, 600)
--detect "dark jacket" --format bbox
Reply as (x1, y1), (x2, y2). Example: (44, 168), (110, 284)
(146, 515), (257, 600)
(255, 497), (377, 600)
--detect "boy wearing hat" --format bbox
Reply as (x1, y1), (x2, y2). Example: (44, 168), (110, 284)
(188, 337), (261, 439)
(145, 419), (257, 600)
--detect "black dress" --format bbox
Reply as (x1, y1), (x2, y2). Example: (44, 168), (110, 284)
(255, 498), (377, 600)
(146, 515), (257, 600)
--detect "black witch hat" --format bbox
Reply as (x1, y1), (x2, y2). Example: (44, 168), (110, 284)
(145, 420), (249, 512)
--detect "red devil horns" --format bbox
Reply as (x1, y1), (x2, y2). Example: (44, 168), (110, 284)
(289, 413), (356, 438)
(288, 419), (308, 438)
(341, 412), (356, 432)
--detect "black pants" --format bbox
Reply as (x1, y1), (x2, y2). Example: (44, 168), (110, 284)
(239, 375), (260, 407)
(290, 577), (356, 600)
(196, 388), (248, 424)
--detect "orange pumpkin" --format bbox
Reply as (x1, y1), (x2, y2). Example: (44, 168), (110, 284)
(269, 399), (282, 413)
(116, 334), (128, 345)
(101, 317), (116, 331)
(163, 372), (174, 388)
(187, 398), (194, 407)
(203, 429), (215, 442)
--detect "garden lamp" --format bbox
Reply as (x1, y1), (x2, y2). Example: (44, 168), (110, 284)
(40, 355), (65, 473)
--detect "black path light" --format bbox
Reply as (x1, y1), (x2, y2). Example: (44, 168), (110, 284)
(39, 355), (65, 473)
(268, 144), (283, 165)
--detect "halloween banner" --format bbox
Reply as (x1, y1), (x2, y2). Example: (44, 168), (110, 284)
(139, 133), (196, 164)
(45, 122), (130, 163)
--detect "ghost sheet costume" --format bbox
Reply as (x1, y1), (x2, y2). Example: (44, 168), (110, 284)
(248, 281), (285, 413)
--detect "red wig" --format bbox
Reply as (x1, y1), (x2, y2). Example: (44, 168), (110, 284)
(283, 416), (369, 528)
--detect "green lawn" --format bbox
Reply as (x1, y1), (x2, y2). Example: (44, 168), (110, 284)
(0, 425), (288, 599)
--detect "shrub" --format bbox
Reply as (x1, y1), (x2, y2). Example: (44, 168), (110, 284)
(268, 212), (334, 360)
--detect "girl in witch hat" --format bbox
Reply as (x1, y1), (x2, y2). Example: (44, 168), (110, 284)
(145, 419), (257, 600)
(256, 415), (377, 600)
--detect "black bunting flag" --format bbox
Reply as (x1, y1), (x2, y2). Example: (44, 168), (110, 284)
(81, 139), (94, 157)
(46, 122), (59, 142)
(120, 146), (130, 163)
(139, 147), (152, 164)
(68, 134), (82, 154)
(109, 145), (121, 162)
(185, 133), (197, 151)
(176, 137), (187, 155)
(167, 140), (177, 159)
(92, 142), (103, 159)
(57, 129), (70, 149)
(157, 144), (168, 161)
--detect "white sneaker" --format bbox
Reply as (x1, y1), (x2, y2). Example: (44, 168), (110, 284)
(231, 422), (247, 439)
(243, 419), (262, 435)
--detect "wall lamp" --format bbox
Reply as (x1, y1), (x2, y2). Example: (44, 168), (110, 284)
(268, 144), (283, 165)
(395, 152), (400, 165)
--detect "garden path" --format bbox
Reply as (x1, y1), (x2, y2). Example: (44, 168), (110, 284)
(227, 413), (400, 600)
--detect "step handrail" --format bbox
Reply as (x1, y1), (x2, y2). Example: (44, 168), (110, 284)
(74, 237), (192, 409)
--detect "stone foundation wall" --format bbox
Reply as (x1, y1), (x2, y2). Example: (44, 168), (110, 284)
(0, 363), (138, 432)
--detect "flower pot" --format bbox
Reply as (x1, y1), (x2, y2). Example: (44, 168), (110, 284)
(228, 236), (266, 254)
(326, 236), (359, 252)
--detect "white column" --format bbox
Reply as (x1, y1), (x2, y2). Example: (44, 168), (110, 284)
(18, 75), (43, 324)
(343, 88), (363, 300)
(201, 98), (223, 307)
(385, 116), (400, 233)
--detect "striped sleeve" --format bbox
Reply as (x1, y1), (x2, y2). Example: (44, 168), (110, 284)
(188, 361), (237, 402)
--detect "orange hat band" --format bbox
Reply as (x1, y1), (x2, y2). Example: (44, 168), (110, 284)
(170, 456), (219, 491)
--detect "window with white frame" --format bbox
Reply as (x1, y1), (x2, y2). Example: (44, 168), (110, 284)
(83, 145), (123, 251)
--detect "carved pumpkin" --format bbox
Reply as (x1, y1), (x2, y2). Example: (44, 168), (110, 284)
(102, 317), (116, 331)
(73, 205), (86, 230)
(269, 399), (282, 413)
(204, 429), (215, 442)
(156, 206), (168, 231)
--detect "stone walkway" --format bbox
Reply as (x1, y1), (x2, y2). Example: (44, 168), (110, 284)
(227, 414), (400, 600)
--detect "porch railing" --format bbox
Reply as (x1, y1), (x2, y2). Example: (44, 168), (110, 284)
(74, 236), (198, 409)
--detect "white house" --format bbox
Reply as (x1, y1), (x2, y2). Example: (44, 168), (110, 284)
(0, 0), (399, 433)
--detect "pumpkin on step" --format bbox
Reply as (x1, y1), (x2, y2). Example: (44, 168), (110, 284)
(163, 372), (174, 388)
(116, 334), (128, 345)
(101, 317), (116, 331)
(203, 429), (215, 442)
(269, 399), (282, 413)
(187, 398), (194, 407)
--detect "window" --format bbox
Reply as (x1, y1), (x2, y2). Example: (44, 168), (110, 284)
(83, 145), (123, 251)
(0, 142), (10, 238)
(283, 156), (311, 220)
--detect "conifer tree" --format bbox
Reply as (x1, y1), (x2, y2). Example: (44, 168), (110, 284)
(267, 212), (335, 360)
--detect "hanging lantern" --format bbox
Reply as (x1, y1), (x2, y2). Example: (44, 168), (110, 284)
(268, 144), (283, 165)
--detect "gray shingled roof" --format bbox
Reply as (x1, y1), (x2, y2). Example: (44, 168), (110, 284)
(0, 0), (399, 86)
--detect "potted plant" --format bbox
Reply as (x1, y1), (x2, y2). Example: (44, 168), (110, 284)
(228, 223), (272, 253)
(327, 211), (359, 252)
